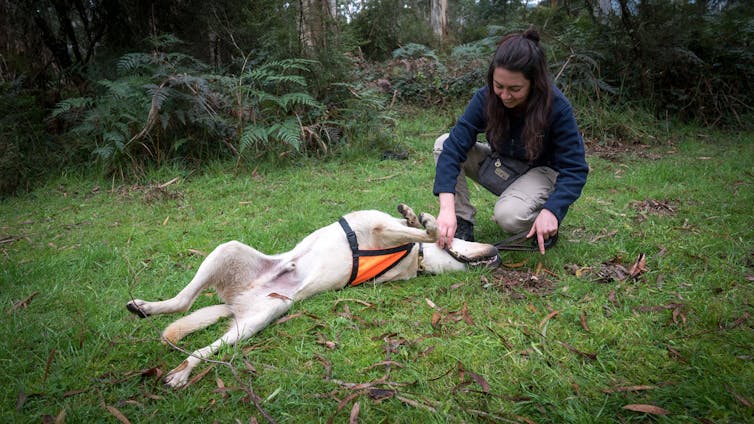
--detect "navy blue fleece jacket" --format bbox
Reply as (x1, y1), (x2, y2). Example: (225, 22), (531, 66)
(433, 85), (589, 224)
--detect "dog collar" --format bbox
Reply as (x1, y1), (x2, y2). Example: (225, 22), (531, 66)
(417, 242), (425, 274)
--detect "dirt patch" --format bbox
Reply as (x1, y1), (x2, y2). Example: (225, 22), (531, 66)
(484, 267), (557, 298)
(565, 253), (648, 284)
(631, 199), (678, 223)
(585, 139), (665, 161)
(115, 178), (184, 204)
(631, 199), (677, 216)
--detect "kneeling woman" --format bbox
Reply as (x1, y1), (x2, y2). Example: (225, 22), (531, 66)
(433, 27), (589, 254)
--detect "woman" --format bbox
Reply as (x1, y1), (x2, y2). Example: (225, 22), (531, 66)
(433, 27), (588, 254)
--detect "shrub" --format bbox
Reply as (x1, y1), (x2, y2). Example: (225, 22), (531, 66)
(0, 80), (55, 195)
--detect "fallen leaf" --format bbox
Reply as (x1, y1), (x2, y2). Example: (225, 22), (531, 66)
(425, 298), (437, 309)
(267, 292), (292, 301)
(274, 311), (303, 325)
(726, 312), (751, 329)
(580, 312), (591, 332)
(418, 345), (435, 357)
(396, 395), (437, 412)
(54, 408), (66, 424)
(16, 389), (26, 412)
(559, 342), (597, 360)
(328, 390), (366, 424)
(103, 403), (132, 424)
(349, 401), (360, 424)
(184, 364), (215, 388)
(728, 387), (753, 408)
(215, 378), (228, 399)
(315, 354), (332, 381)
(188, 249), (207, 257)
(43, 348), (56, 385)
(622, 404), (669, 415)
(666, 345), (687, 362)
(140, 367), (163, 380)
(627, 253), (648, 280)
(465, 370), (490, 393)
(539, 310), (559, 328)
(9, 291), (39, 313)
(460, 303), (475, 326)
(602, 385), (657, 394)
(431, 311), (442, 329)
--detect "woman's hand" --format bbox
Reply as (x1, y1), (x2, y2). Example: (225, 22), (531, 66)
(527, 208), (559, 254)
(436, 193), (457, 248)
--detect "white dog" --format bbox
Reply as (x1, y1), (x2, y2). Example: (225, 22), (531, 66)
(126, 204), (500, 388)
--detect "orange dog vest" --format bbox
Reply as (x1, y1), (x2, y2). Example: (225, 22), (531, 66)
(338, 217), (414, 286)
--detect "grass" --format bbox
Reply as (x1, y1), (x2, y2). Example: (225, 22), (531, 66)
(1, 110), (752, 423)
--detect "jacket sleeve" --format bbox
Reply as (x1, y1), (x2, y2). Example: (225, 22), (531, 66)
(433, 88), (488, 195)
(541, 99), (589, 223)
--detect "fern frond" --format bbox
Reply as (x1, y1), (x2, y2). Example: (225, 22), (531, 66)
(98, 79), (139, 99)
(239, 124), (271, 152)
(117, 53), (153, 74)
(51, 97), (93, 118)
(272, 118), (302, 151)
(392, 43), (437, 61)
(144, 84), (171, 111)
(278, 93), (322, 112)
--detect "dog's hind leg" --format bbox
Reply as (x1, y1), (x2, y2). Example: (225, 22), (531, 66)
(127, 241), (257, 318)
(162, 304), (233, 345)
(163, 295), (293, 388)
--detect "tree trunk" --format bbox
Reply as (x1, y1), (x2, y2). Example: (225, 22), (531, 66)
(430, 0), (448, 39)
(300, 0), (336, 56)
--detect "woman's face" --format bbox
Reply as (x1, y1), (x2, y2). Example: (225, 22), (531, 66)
(492, 67), (531, 109)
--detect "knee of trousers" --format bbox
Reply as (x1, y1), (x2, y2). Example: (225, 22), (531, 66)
(493, 195), (535, 234)
(433, 133), (449, 162)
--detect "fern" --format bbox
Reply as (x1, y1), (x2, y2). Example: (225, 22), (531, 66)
(117, 53), (152, 74)
(51, 97), (93, 119)
(392, 43), (438, 61)
(277, 93), (321, 112)
(239, 124), (271, 152)
(272, 118), (302, 150)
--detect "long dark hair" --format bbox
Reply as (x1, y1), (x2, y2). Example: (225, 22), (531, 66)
(485, 27), (552, 162)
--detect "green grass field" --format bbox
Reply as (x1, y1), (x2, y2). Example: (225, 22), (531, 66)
(1, 112), (752, 423)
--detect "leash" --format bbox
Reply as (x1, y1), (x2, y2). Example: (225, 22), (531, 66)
(443, 245), (501, 268)
(494, 231), (558, 251)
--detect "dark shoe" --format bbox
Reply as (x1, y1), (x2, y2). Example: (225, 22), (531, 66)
(455, 216), (475, 242)
(539, 233), (558, 250)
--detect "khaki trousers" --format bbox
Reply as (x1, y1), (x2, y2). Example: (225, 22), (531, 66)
(433, 133), (558, 234)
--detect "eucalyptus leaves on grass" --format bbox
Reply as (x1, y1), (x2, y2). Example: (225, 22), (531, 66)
(1, 117), (752, 423)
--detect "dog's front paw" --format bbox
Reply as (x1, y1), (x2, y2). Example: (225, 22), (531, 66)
(164, 360), (191, 389)
(126, 300), (150, 318)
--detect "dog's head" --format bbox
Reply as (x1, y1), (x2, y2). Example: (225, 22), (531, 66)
(421, 239), (500, 274)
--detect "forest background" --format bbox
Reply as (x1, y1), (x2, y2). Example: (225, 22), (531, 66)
(1, 0), (752, 194)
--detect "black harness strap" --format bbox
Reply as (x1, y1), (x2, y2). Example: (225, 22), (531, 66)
(338, 217), (360, 284)
(338, 217), (415, 285)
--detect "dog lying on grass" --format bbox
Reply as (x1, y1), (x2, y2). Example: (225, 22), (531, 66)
(126, 204), (500, 388)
